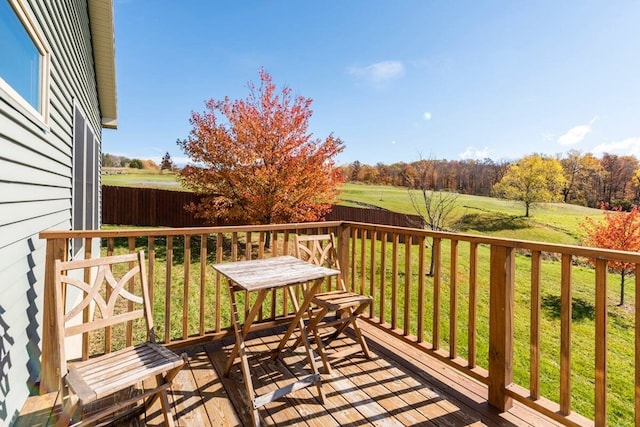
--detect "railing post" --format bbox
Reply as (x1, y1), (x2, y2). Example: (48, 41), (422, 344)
(338, 223), (351, 291)
(488, 244), (514, 411)
(40, 237), (68, 394)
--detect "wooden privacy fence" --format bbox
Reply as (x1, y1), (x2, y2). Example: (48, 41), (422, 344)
(102, 185), (208, 227)
(101, 185), (425, 229)
(325, 204), (425, 229)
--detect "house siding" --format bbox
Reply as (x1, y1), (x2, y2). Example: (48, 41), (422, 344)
(0, 1), (103, 424)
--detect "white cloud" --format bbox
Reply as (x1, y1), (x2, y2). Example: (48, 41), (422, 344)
(459, 146), (489, 160)
(347, 61), (405, 85)
(423, 112), (432, 121)
(557, 116), (598, 146)
(592, 137), (640, 157)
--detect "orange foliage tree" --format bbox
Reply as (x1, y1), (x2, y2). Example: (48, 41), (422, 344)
(177, 69), (344, 237)
(582, 204), (640, 305)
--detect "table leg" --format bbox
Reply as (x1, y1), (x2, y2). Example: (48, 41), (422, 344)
(225, 283), (260, 425)
(274, 280), (323, 356)
(291, 285), (327, 403)
(274, 280), (326, 404)
(224, 286), (270, 377)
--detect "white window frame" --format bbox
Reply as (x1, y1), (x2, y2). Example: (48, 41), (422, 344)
(0, 0), (51, 128)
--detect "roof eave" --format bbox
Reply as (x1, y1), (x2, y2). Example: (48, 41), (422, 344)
(87, 0), (117, 130)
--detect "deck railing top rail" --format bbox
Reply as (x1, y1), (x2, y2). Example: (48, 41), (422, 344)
(40, 220), (640, 263)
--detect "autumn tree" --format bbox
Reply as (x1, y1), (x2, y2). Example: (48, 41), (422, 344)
(350, 160), (362, 181)
(560, 151), (602, 206)
(633, 169), (640, 204)
(599, 154), (639, 205)
(177, 69), (344, 243)
(492, 154), (565, 217)
(582, 204), (640, 305)
(160, 151), (174, 172)
(356, 164), (379, 183)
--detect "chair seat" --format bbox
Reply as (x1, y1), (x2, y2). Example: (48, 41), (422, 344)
(66, 342), (185, 404)
(312, 290), (373, 312)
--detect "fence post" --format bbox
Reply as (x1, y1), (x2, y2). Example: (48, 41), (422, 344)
(488, 244), (514, 411)
(40, 237), (68, 394)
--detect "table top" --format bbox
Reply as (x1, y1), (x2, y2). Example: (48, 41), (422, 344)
(212, 255), (340, 291)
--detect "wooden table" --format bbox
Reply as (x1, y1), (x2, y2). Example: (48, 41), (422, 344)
(212, 255), (340, 427)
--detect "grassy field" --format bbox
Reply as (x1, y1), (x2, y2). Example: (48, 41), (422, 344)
(102, 171), (603, 245)
(340, 182), (603, 245)
(102, 168), (183, 189)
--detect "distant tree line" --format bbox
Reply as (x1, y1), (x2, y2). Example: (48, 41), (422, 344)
(341, 150), (640, 209)
(102, 153), (162, 171)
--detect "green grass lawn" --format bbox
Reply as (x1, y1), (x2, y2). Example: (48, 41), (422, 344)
(102, 168), (183, 189)
(339, 182), (604, 245)
(101, 174), (605, 246)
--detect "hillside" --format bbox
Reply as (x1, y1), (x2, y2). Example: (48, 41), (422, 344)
(101, 171), (603, 246)
(339, 183), (603, 246)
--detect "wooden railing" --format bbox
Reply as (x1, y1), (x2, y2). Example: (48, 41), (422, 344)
(39, 221), (640, 426)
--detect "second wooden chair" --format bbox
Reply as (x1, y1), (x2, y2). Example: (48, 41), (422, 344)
(293, 233), (372, 374)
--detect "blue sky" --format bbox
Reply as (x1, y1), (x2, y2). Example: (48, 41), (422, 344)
(103, 1), (640, 166)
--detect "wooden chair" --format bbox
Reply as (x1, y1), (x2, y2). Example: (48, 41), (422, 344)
(293, 233), (372, 374)
(54, 251), (187, 426)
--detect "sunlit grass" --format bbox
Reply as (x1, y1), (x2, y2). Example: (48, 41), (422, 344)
(102, 169), (183, 189)
(340, 182), (604, 246)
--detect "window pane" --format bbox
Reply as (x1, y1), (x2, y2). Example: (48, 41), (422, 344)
(0, 1), (41, 110)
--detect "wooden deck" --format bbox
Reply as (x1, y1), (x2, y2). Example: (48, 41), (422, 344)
(18, 322), (564, 427)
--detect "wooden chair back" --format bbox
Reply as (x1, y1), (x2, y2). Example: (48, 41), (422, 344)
(54, 251), (154, 375)
(294, 233), (346, 291)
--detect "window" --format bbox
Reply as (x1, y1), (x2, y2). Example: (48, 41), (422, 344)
(72, 102), (99, 255)
(0, 0), (50, 124)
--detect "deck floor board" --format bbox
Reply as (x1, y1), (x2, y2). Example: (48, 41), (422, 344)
(17, 323), (564, 427)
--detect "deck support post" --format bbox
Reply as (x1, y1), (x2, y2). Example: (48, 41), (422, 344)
(488, 245), (514, 411)
(40, 237), (68, 394)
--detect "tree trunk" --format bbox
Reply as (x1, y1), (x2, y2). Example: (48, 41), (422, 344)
(428, 239), (435, 276)
(619, 271), (625, 306)
(525, 202), (530, 217)
(265, 230), (271, 249)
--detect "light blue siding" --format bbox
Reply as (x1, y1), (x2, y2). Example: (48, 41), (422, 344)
(0, 1), (105, 424)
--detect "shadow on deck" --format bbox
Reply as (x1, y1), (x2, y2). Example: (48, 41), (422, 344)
(17, 322), (563, 426)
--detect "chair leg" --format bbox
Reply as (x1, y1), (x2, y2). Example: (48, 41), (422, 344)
(329, 302), (369, 337)
(144, 355), (187, 410)
(310, 321), (332, 375)
(325, 305), (372, 360)
(56, 386), (80, 427)
(304, 307), (329, 343)
(292, 305), (316, 350)
(158, 388), (176, 427)
(350, 318), (371, 359)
